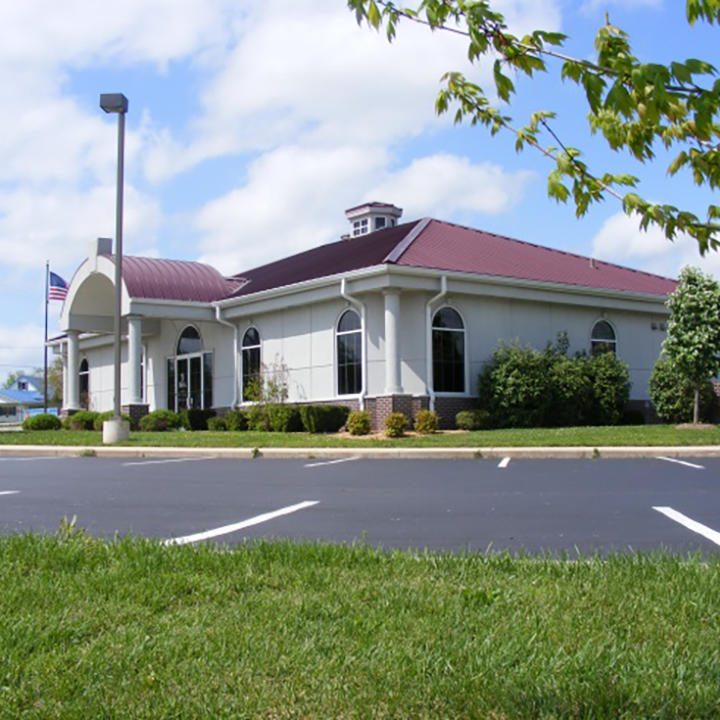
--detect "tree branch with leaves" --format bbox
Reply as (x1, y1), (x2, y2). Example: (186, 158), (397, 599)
(348, 0), (720, 253)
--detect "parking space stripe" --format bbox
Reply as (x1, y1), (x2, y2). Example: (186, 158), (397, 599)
(0, 457), (69, 462)
(656, 456), (705, 470)
(123, 457), (214, 467)
(653, 506), (720, 547)
(163, 500), (319, 546)
(0, 491), (19, 496)
(498, 457), (510, 469)
(304, 457), (360, 468)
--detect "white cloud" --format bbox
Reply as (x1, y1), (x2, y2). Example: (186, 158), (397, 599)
(0, 323), (47, 382)
(591, 210), (720, 280)
(581, 0), (660, 10)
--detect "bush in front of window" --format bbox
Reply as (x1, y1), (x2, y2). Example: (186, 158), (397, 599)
(224, 410), (248, 431)
(414, 409), (439, 434)
(22, 413), (62, 431)
(384, 412), (407, 438)
(246, 404), (271, 431)
(138, 410), (181, 432)
(207, 416), (227, 431)
(299, 405), (350, 433)
(267, 404), (304, 432)
(93, 411), (134, 431)
(63, 411), (100, 431)
(455, 409), (491, 431)
(347, 410), (371, 435)
(583, 351), (631, 426)
(179, 409), (217, 431)
(649, 354), (717, 423)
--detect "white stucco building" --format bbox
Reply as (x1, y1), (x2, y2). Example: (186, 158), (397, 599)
(51, 203), (676, 427)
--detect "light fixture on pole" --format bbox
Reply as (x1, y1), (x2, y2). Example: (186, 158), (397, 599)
(100, 92), (130, 443)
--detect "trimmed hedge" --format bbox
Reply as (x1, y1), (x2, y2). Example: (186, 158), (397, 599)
(138, 410), (181, 432)
(455, 409), (491, 431)
(207, 416), (227, 431)
(414, 409), (438, 434)
(179, 409), (217, 431)
(22, 413), (61, 431)
(63, 411), (100, 431)
(223, 410), (248, 432)
(384, 412), (407, 438)
(93, 411), (133, 431)
(299, 405), (350, 433)
(267, 405), (303, 432)
(347, 410), (371, 436)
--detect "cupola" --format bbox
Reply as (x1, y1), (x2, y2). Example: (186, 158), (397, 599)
(344, 202), (403, 237)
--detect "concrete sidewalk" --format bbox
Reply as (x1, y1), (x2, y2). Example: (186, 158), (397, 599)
(2, 444), (720, 460)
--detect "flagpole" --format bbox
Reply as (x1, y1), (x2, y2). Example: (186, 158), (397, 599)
(44, 261), (49, 413)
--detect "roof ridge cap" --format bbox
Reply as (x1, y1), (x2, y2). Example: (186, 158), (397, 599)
(383, 218), (432, 264)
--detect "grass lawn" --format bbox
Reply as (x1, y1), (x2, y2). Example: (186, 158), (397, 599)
(1, 534), (717, 717)
(2, 423), (720, 447)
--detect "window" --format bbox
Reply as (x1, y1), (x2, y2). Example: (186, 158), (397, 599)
(241, 327), (261, 401)
(432, 307), (465, 393)
(374, 217), (386, 230)
(337, 309), (362, 395)
(352, 218), (368, 237)
(591, 320), (616, 356)
(79, 358), (90, 409)
(167, 326), (213, 411)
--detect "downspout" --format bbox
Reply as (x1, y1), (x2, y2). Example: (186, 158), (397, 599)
(214, 304), (239, 408)
(340, 277), (367, 410)
(426, 275), (448, 412)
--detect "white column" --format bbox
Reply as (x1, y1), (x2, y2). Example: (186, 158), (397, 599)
(66, 330), (80, 410)
(128, 315), (143, 404)
(383, 289), (403, 394)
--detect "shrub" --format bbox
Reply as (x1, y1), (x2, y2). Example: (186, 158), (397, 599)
(64, 410), (100, 431)
(347, 410), (371, 435)
(138, 410), (181, 432)
(22, 413), (61, 431)
(246, 404), (270, 431)
(207, 416), (227, 431)
(621, 409), (646, 425)
(384, 412), (407, 438)
(649, 354), (717, 423)
(585, 352), (631, 426)
(299, 405), (350, 433)
(455, 409), (491, 431)
(223, 410), (248, 432)
(179, 408), (216, 431)
(266, 404), (303, 432)
(414, 409), (438, 434)
(93, 411), (133, 431)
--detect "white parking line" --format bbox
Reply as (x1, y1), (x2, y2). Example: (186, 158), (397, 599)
(123, 457), (214, 467)
(498, 457), (510, 469)
(653, 506), (720, 547)
(0, 457), (68, 462)
(0, 490), (19, 496)
(656, 456), (705, 470)
(163, 500), (320, 546)
(304, 457), (360, 468)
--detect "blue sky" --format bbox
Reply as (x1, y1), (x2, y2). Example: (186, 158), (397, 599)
(0, 0), (717, 382)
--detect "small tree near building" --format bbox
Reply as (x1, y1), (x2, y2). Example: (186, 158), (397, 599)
(663, 267), (720, 424)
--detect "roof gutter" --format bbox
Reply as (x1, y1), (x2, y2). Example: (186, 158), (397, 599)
(213, 304), (238, 408)
(426, 275), (448, 412)
(340, 277), (367, 411)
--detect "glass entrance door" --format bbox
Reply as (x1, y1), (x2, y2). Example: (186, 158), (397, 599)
(167, 352), (213, 412)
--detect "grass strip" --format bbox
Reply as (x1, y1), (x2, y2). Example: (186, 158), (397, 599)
(2, 423), (720, 447)
(0, 535), (718, 718)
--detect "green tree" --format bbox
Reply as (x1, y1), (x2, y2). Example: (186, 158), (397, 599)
(663, 266), (720, 423)
(348, 0), (720, 253)
(2, 370), (24, 389)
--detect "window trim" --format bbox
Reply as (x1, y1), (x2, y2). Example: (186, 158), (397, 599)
(240, 326), (261, 403)
(590, 318), (617, 356)
(431, 304), (469, 396)
(335, 307), (363, 397)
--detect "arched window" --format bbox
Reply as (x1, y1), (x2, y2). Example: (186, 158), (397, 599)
(337, 309), (362, 395)
(241, 327), (261, 401)
(591, 320), (616, 356)
(79, 358), (89, 409)
(432, 307), (465, 393)
(167, 326), (213, 411)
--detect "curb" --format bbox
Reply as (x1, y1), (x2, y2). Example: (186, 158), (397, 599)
(2, 445), (720, 459)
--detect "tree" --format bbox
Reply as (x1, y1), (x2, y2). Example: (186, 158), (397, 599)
(348, 0), (720, 253)
(663, 267), (720, 423)
(2, 371), (25, 390)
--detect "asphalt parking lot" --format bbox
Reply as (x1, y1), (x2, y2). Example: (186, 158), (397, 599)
(0, 455), (718, 554)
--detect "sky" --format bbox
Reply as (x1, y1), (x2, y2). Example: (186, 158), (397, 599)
(0, 0), (718, 382)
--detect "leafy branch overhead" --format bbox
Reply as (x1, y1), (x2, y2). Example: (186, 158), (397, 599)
(347, 0), (720, 253)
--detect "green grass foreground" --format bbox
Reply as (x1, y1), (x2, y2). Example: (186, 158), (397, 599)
(2, 423), (720, 447)
(1, 535), (718, 718)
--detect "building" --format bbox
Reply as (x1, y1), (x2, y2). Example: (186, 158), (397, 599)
(51, 203), (676, 428)
(0, 375), (49, 422)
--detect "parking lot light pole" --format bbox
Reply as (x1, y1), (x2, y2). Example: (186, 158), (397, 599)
(100, 92), (130, 443)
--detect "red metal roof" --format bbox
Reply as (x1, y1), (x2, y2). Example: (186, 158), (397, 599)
(394, 220), (677, 296)
(117, 256), (241, 302)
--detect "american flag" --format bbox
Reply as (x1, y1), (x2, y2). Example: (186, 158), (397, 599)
(48, 271), (68, 301)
